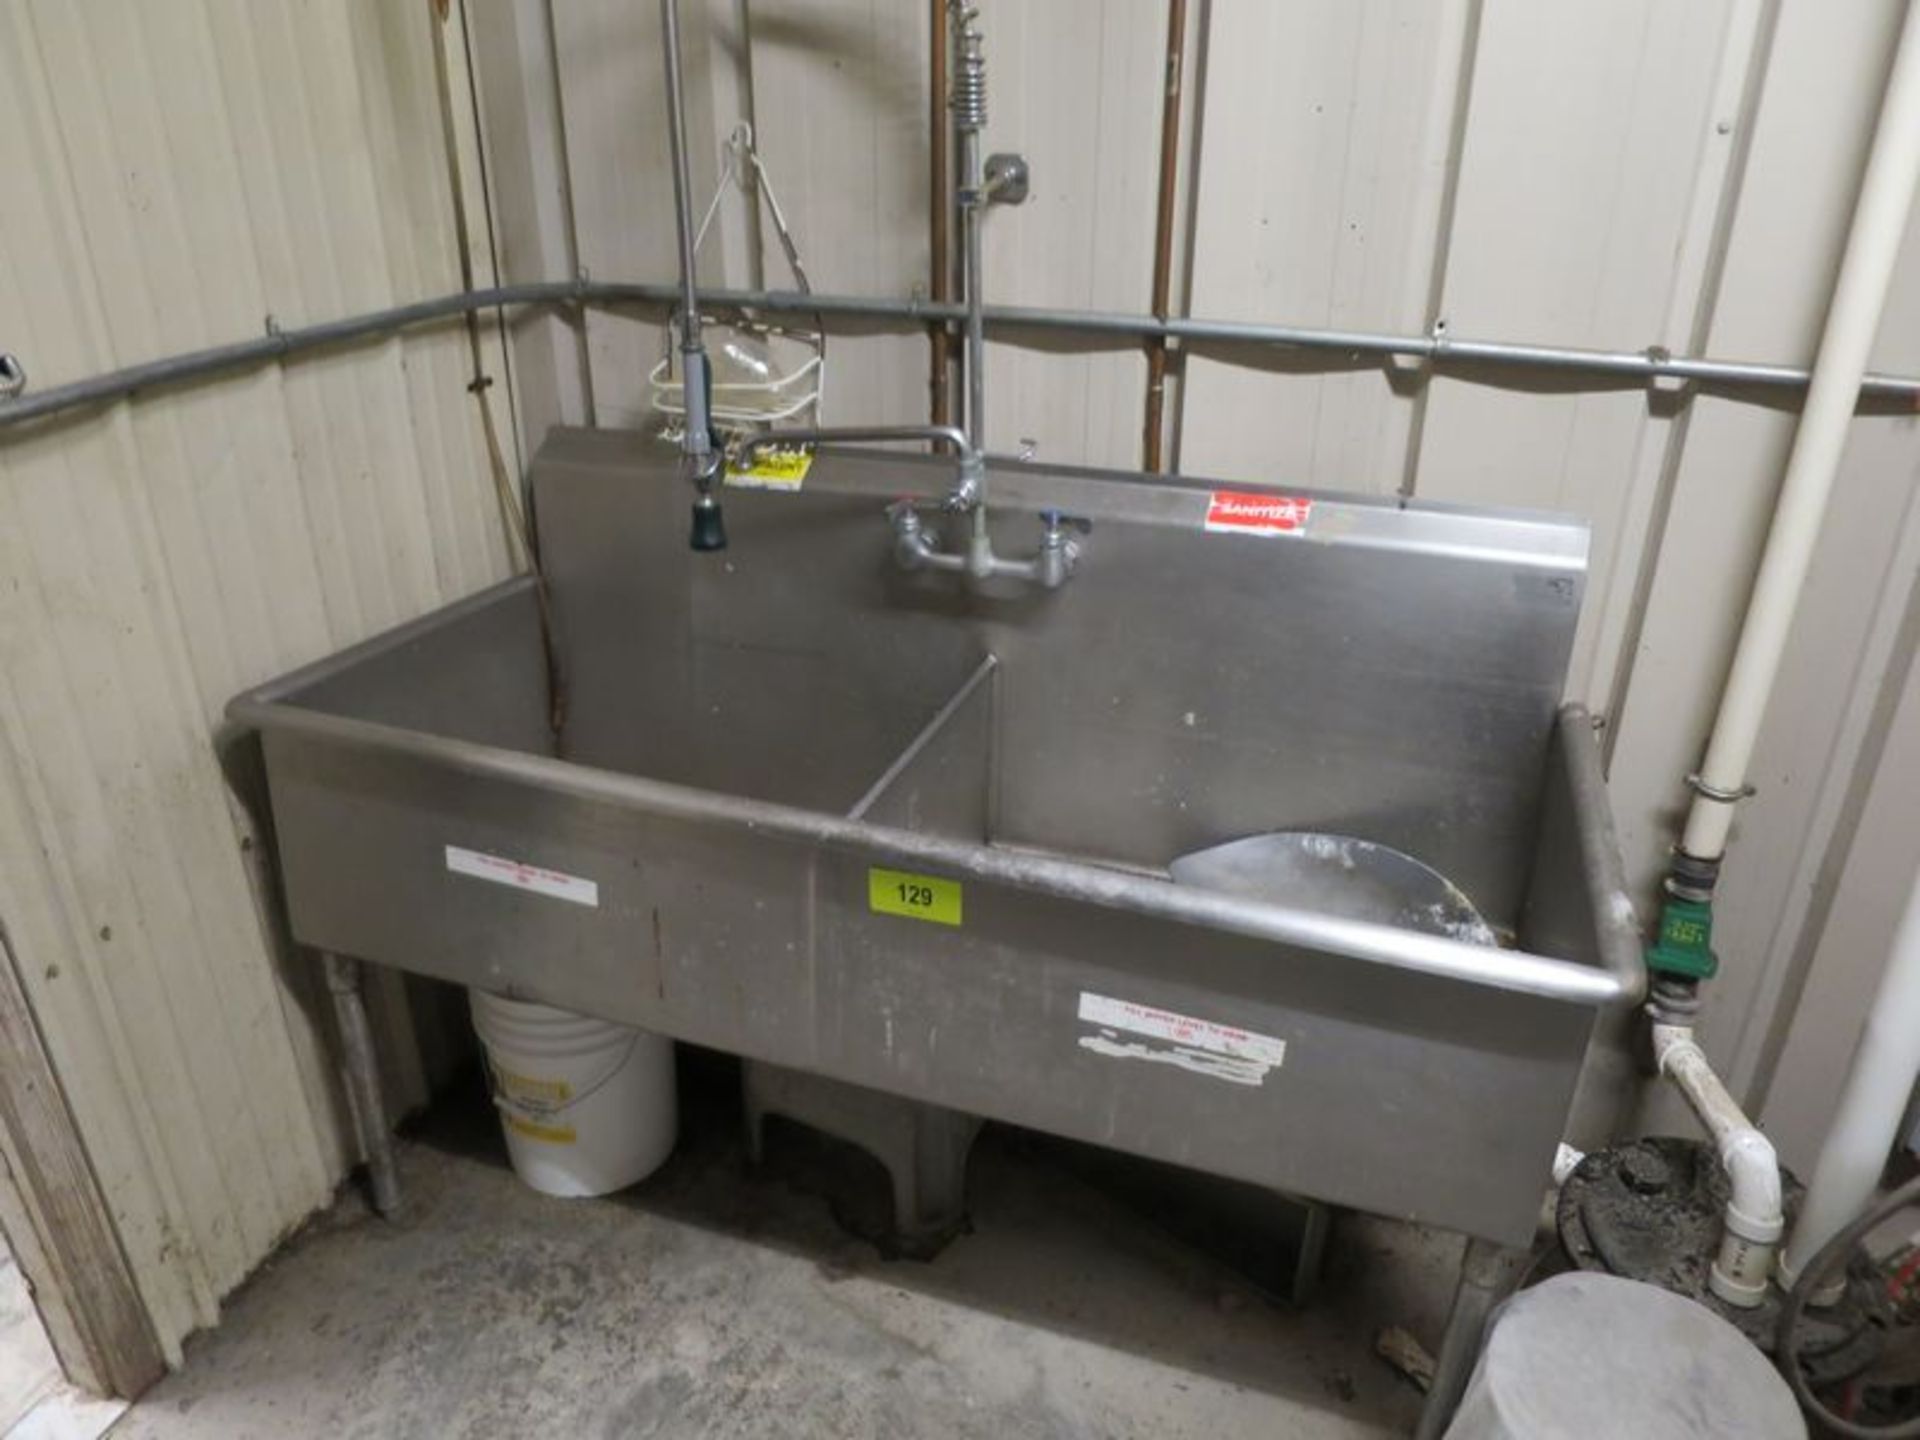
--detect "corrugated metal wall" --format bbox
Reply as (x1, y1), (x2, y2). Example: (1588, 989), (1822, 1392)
(0, 1), (510, 1359)
(6, 0), (1920, 1367)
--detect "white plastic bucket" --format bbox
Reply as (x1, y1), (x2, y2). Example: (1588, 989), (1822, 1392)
(469, 991), (677, 1198)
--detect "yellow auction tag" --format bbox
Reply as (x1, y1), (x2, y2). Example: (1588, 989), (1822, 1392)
(868, 867), (963, 926)
(725, 444), (813, 490)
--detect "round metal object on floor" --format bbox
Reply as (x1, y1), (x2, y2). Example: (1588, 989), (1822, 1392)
(1557, 1136), (1883, 1386)
(1445, 1271), (1804, 1438)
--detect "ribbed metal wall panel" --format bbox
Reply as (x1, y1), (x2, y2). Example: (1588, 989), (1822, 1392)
(748, 0), (934, 437)
(0, 0), (511, 1359)
(1178, 0), (1475, 491)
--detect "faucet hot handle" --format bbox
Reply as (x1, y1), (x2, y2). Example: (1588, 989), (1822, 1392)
(1040, 509), (1092, 538)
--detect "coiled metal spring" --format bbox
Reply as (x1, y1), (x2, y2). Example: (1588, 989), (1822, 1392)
(951, 4), (986, 130)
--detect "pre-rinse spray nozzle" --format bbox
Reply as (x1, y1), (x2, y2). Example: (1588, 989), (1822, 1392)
(689, 489), (727, 551)
(677, 335), (726, 552)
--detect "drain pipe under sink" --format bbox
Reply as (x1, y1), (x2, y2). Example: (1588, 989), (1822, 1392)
(1651, 1023), (1783, 1307)
(1639, 0), (1920, 1310)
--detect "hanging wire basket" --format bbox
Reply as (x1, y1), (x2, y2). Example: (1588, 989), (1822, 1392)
(651, 122), (825, 439)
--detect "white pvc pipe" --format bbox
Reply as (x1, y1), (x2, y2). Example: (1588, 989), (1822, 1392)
(1653, 1023), (1783, 1308)
(1782, 871), (1920, 1293)
(1682, 0), (1920, 861)
(1553, 1142), (1587, 1188)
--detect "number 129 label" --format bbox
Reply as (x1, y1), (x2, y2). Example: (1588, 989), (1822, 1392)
(868, 867), (963, 926)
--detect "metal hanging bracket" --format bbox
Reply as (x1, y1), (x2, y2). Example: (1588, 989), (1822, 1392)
(1685, 772), (1758, 805)
(650, 119), (826, 439)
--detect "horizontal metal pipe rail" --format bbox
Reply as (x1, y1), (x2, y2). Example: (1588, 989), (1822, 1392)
(8, 277), (1920, 432)
(0, 283), (562, 428)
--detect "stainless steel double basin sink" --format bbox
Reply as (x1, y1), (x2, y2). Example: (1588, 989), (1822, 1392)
(233, 429), (1642, 1247)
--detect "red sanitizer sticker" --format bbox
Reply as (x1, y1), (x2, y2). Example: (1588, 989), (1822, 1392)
(1203, 490), (1313, 537)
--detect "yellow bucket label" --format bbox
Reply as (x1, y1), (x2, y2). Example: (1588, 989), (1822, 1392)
(725, 445), (812, 491)
(505, 1113), (578, 1145)
(492, 1066), (572, 1105)
(868, 867), (963, 926)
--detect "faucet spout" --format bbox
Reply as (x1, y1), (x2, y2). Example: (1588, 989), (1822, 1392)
(735, 424), (987, 516)
(734, 422), (1083, 591)
(724, 4), (1076, 591)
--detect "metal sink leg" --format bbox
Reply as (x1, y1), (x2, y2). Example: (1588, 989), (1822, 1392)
(742, 1061), (980, 1257)
(321, 951), (403, 1217)
(1414, 1235), (1528, 1439)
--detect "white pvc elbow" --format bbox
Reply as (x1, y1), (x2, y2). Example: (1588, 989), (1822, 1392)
(1552, 1142), (1586, 1188)
(1652, 1023), (1784, 1308)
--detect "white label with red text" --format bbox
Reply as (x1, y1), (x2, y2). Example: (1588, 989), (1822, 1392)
(1076, 991), (1286, 1087)
(445, 845), (599, 908)
(1204, 490), (1312, 537)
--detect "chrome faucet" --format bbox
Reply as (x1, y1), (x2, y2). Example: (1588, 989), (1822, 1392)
(725, 0), (1084, 590)
(888, 502), (1088, 588)
(733, 427), (1086, 590)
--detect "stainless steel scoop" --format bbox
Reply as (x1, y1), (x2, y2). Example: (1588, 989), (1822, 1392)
(1169, 831), (1499, 946)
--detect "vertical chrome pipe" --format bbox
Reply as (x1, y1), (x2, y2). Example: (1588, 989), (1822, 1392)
(660, 0), (723, 547)
(661, 0), (704, 365)
(1142, 0), (1187, 473)
(952, 2), (988, 458)
(929, 0), (954, 431)
(961, 128), (986, 455)
(951, 1), (990, 543)
(962, 167), (990, 548)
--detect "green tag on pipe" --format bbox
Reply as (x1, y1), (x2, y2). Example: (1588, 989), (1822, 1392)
(1646, 896), (1718, 980)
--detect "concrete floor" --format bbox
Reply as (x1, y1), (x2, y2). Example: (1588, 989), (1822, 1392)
(0, 1247), (59, 1428)
(1, 1246), (126, 1439)
(111, 1064), (1460, 1439)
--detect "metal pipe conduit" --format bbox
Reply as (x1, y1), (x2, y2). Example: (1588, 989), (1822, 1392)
(1142, 0), (1188, 472)
(11, 277), (1920, 433)
(927, 0), (953, 429)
